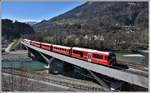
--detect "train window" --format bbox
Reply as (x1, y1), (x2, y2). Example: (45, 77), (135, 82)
(108, 53), (116, 62)
(93, 54), (103, 59)
(73, 50), (84, 57)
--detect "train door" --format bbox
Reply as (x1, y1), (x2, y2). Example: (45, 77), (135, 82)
(88, 53), (92, 62)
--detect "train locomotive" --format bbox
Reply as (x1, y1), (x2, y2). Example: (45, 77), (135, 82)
(23, 39), (117, 66)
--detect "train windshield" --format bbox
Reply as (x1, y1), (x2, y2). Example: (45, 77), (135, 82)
(108, 53), (116, 64)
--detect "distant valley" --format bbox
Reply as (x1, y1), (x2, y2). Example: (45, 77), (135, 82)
(25, 21), (38, 26)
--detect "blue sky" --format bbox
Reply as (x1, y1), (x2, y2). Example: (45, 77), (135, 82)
(2, 1), (85, 22)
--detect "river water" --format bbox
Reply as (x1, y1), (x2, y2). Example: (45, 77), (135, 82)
(2, 60), (46, 71)
(115, 52), (145, 64)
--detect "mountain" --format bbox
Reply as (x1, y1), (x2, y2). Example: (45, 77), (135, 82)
(33, 2), (148, 50)
(34, 2), (148, 32)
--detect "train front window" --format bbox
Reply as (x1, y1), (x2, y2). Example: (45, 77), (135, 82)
(105, 56), (108, 60)
(108, 53), (116, 63)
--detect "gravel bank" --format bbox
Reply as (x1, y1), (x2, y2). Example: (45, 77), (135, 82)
(2, 69), (104, 91)
(2, 73), (72, 91)
(2, 50), (32, 62)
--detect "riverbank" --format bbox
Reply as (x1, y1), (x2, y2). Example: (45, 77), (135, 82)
(2, 49), (47, 71)
(2, 50), (32, 62)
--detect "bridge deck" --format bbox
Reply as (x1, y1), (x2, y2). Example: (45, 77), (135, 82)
(21, 41), (148, 88)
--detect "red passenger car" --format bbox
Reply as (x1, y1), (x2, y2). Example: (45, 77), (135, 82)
(23, 39), (117, 67)
(52, 45), (71, 55)
(71, 47), (116, 66)
(41, 42), (52, 51)
(31, 41), (41, 48)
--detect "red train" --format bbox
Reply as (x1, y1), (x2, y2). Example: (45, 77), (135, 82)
(23, 39), (116, 66)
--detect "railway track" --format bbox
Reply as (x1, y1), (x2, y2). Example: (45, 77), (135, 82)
(2, 69), (105, 91)
(115, 61), (148, 76)
(117, 60), (148, 71)
(111, 65), (148, 77)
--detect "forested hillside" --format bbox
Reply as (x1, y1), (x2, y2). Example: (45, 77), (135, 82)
(2, 19), (35, 47)
(31, 2), (148, 50)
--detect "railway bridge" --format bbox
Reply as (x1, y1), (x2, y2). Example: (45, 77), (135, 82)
(21, 41), (148, 90)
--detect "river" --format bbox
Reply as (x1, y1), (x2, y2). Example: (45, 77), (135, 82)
(2, 60), (47, 71)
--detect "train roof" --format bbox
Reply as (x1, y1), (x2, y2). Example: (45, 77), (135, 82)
(32, 40), (41, 43)
(53, 45), (71, 49)
(24, 39), (31, 41)
(72, 47), (110, 55)
(41, 42), (52, 45)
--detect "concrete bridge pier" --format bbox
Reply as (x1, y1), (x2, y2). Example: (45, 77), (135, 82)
(38, 51), (75, 74)
(25, 47), (62, 74)
(28, 48), (47, 63)
(24, 46), (44, 62)
(38, 52), (62, 74)
(25, 47), (57, 74)
(28, 51), (35, 58)
(63, 62), (74, 72)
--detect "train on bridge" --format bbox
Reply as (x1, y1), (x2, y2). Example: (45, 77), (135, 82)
(23, 39), (117, 67)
